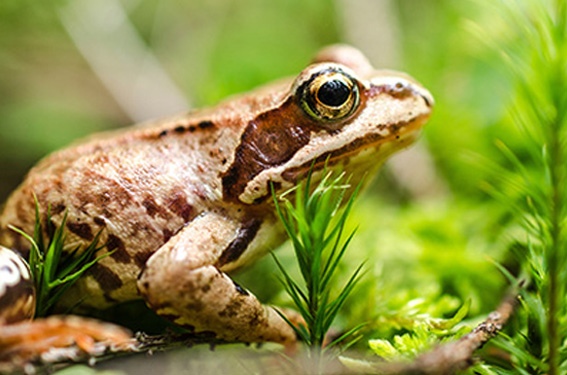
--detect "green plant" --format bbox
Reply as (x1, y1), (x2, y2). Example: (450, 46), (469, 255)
(9, 199), (111, 317)
(367, 299), (470, 361)
(478, 0), (567, 374)
(271, 168), (365, 366)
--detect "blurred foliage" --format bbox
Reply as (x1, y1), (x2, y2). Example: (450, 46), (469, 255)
(477, 1), (567, 374)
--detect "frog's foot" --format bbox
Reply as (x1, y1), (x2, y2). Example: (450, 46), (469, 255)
(138, 212), (297, 346)
(142, 264), (296, 345)
(0, 316), (133, 366)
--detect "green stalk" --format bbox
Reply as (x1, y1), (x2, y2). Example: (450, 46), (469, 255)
(546, 105), (561, 375)
(544, 5), (566, 374)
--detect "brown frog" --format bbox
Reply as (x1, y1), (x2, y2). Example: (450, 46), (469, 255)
(0, 45), (433, 348)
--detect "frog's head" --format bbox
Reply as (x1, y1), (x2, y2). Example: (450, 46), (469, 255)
(222, 45), (433, 205)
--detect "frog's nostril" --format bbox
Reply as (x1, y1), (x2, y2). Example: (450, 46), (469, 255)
(420, 92), (434, 108)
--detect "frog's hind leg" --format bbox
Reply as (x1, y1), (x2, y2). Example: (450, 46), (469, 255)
(137, 211), (297, 345)
(0, 247), (132, 368)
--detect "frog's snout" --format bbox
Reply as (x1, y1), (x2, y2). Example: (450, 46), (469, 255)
(369, 72), (434, 111)
(390, 78), (434, 109)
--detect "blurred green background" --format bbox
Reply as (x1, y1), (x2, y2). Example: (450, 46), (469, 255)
(0, 0), (516, 355)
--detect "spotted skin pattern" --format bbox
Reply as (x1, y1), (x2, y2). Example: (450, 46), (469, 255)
(0, 45), (433, 347)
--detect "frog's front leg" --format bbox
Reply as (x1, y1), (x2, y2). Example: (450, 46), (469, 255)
(137, 211), (296, 345)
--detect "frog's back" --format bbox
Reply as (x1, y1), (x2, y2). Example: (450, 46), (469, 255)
(0, 81), (290, 307)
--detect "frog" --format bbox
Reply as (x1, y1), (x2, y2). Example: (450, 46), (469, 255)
(0, 45), (433, 351)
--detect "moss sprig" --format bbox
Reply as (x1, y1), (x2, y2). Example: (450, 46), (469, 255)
(9, 198), (111, 317)
(270, 167), (365, 369)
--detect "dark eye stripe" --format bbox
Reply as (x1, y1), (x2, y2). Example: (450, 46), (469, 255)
(221, 98), (313, 202)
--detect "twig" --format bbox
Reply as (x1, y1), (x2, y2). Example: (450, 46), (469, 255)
(0, 331), (230, 375)
(361, 291), (518, 375)
(132, 331), (230, 352)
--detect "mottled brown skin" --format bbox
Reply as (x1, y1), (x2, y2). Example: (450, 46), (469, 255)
(0, 81), (290, 307)
(0, 45), (433, 345)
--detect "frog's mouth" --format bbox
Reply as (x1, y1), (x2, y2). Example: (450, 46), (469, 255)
(281, 113), (428, 182)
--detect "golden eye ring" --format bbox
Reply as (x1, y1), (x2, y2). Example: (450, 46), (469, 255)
(300, 69), (360, 122)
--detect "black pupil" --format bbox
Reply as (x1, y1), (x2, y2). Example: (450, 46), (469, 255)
(316, 80), (350, 107)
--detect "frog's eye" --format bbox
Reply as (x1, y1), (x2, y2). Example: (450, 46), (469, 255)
(300, 69), (360, 122)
